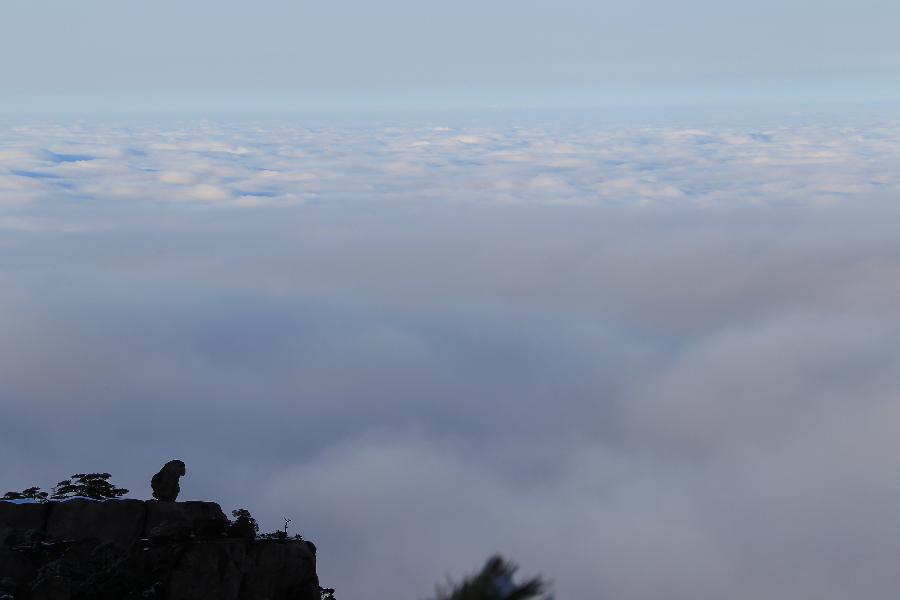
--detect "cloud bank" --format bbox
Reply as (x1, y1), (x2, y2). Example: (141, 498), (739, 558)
(2, 111), (900, 599)
(2, 113), (899, 210)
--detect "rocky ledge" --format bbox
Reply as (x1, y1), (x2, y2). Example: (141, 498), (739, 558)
(0, 499), (320, 600)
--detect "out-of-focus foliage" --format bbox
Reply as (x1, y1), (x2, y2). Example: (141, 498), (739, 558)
(431, 555), (550, 600)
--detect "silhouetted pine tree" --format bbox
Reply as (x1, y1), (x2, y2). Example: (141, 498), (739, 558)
(2, 487), (49, 502)
(431, 555), (550, 600)
(51, 473), (128, 500)
(231, 509), (260, 534)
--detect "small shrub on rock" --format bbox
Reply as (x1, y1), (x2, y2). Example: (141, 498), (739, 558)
(228, 508), (259, 539)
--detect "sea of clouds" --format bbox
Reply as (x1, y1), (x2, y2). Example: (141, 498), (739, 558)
(2, 111), (899, 210)
(3, 109), (900, 600)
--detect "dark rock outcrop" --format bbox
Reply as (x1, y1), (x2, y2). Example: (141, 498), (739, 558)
(0, 500), (319, 600)
(46, 499), (146, 548)
(145, 500), (228, 540)
(150, 460), (186, 502)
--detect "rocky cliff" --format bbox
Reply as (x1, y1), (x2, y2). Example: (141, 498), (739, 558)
(0, 499), (320, 600)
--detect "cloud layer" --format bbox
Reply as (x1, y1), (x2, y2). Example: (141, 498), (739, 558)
(3, 113), (899, 210)
(2, 111), (900, 599)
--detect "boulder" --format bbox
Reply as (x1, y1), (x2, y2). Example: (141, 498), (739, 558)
(151, 460), (186, 502)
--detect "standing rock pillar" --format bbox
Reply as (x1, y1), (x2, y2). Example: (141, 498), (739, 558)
(151, 460), (186, 501)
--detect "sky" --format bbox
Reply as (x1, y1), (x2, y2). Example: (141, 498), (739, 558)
(3, 2), (900, 600)
(2, 0), (900, 110)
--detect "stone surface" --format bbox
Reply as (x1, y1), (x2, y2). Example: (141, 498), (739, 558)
(144, 500), (227, 540)
(246, 541), (320, 600)
(0, 500), (320, 600)
(0, 503), (48, 547)
(45, 499), (146, 548)
(151, 460), (186, 502)
(164, 541), (249, 600)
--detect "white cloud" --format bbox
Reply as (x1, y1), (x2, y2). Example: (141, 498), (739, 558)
(159, 171), (197, 185)
(0, 118), (895, 209)
(187, 183), (232, 203)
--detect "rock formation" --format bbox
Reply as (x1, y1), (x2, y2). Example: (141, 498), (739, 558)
(0, 499), (320, 600)
(150, 460), (186, 502)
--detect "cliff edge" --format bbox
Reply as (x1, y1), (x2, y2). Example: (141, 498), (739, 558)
(0, 499), (320, 600)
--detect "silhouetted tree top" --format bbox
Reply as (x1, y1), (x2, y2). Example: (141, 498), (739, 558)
(431, 555), (550, 600)
(227, 508), (259, 539)
(2, 486), (49, 502)
(51, 473), (129, 500)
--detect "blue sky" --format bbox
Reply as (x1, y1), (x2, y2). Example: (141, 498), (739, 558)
(3, 0), (899, 109)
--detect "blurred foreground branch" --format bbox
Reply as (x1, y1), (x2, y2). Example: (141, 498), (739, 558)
(431, 555), (551, 600)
